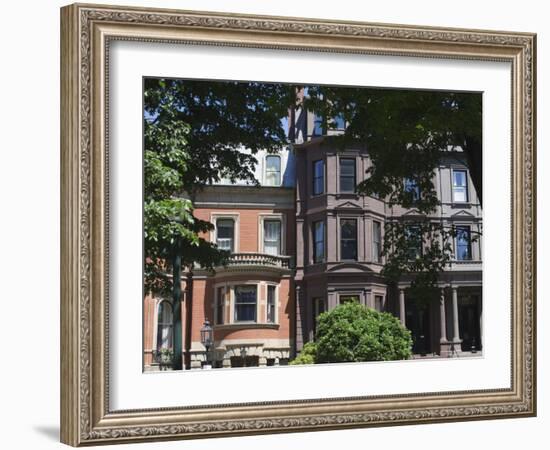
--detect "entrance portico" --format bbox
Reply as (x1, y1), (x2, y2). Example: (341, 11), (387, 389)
(398, 284), (482, 357)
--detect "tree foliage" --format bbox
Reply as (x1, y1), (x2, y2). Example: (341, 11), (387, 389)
(305, 87), (482, 300)
(289, 342), (317, 365)
(314, 302), (412, 363)
(143, 78), (293, 293)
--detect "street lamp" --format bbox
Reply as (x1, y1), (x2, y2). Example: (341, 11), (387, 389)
(200, 318), (213, 369)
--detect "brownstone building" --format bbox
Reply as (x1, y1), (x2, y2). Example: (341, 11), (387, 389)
(144, 102), (482, 371)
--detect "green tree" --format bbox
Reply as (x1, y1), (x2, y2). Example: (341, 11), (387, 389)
(144, 78), (293, 368)
(289, 342), (317, 365)
(304, 87), (482, 304)
(314, 302), (412, 363)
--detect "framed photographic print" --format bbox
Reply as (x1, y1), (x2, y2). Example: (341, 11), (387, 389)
(60, 3), (536, 446)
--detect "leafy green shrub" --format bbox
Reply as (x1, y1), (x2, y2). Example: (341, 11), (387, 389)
(315, 301), (412, 363)
(290, 342), (318, 365)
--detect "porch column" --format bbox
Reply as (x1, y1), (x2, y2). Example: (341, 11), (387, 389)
(451, 286), (461, 343)
(439, 292), (448, 343)
(399, 288), (406, 325)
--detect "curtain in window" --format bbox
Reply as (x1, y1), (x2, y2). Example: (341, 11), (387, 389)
(265, 156), (281, 186)
(263, 220), (281, 255)
(456, 226), (472, 260)
(453, 170), (468, 202)
(156, 301), (173, 350)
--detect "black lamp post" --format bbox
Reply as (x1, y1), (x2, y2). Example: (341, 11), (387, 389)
(200, 318), (213, 369)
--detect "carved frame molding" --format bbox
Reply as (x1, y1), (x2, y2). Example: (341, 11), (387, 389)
(60, 3), (536, 446)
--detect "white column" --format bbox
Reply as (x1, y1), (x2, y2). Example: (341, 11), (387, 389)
(452, 286), (461, 343)
(399, 289), (406, 325)
(439, 292), (448, 343)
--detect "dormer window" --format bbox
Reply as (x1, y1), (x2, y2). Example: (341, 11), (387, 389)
(265, 155), (281, 186)
(452, 169), (469, 202)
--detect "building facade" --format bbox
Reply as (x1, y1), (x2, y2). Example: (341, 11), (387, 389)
(144, 106), (483, 371)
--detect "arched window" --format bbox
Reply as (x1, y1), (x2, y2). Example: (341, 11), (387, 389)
(156, 301), (173, 350)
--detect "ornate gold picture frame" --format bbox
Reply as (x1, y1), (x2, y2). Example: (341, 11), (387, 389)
(60, 3), (536, 446)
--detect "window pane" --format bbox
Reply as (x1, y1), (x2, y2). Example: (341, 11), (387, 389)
(453, 187), (467, 202)
(341, 219), (356, 239)
(375, 295), (384, 312)
(266, 155), (280, 171)
(264, 220), (281, 255)
(340, 159), (355, 176)
(340, 158), (356, 192)
(456, 226), (472, 260)
(157, 302), (173, 350)
(404, 178), (420, 200)
(406, 225), (422, 259)
(340, 295), (360, 304)
(265, 156), (281, 186)
(453, 170), (466, 187)
(373, 221), (382, 262)
(340, 219), (357, 260)
(332, 114), (346, 129)
(313, 160), (324, 195)
(313, 114), (323, 135)
(234, 286), (257, 322)
(453, 170), (469, 202)
(313, 221), (325, 263)
(216, 287), (224, 325)
(267, 285), (276, 323)
(216, 219), (234, 251)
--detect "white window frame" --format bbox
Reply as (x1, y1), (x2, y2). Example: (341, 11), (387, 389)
(451, 168), (470, 203)
(232, 284), (259, 323)
(154, 299), (174, 351)
(258, 213), (285, 255)
(264, 154), (282, 186)
(211, 212), (240, 253)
